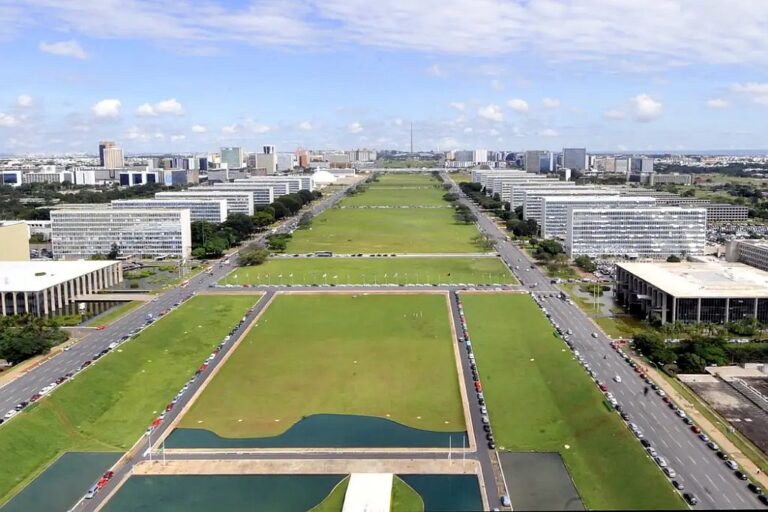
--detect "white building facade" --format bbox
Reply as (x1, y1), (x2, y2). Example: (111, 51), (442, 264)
(155, 191), (255, 215)
(540, 195), (656, 239)
(111, 198), (228, 223)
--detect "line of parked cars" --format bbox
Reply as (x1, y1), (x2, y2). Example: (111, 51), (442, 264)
(609, 340), (768, 506)
(531, 293), (707, 506)
(84, 302), (260, 503)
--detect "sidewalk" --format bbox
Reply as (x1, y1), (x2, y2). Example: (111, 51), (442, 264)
(630, 353), (768, 489)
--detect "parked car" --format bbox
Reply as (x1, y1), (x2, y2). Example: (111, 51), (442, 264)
(683, 493), (698, 506)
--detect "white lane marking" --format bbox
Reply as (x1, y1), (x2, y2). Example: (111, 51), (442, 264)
(688, 455), (697, 465)
(705, 474), (716, 487)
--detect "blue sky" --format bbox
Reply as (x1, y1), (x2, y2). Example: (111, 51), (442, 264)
(1, 0), (768, 154)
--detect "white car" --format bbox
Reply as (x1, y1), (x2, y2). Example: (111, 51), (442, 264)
(614, 375), (622, 383)
(3, 410), (17, 420)
(591, 332), (598, 338)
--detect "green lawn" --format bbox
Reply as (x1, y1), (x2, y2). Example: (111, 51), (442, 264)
(309, 476), (350, 512)
(179, 294), (464, 437)
(223, 257), (516, 286)
(391, 477), (424, 512)
(342, 186), (448, 207)
(461, 294), (684, 510)
(287, 208), (481, 254)
(0, 295), (260, 506)
(84, 301), (143, 326)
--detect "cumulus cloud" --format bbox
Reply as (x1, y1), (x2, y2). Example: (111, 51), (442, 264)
(92, 98), (121, 118)
(478, 104), (503, 122)
(0, 113), (18, 127)
(191, 124), (207, 133)
(706, 98), (729, 109)
(539, 128), (559, 137)
(16, 95), (32, 108)
(136, 98), (184, 116)
(507, 98), (529, 113)
(348, 122), (364, 133)
(542, 97), (560, 108)
(221, 124), (239, 134)
(297, 121), (313, 131)
(730, 82), (768, 105)
(39, 40), (87, 59)
(603, 108), (625, 120)
(631, 93), (663, 121)
(170, 134), (186, 141)
(449, 102), (466, 112)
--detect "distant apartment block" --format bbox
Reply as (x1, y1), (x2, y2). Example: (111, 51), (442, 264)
(99, 141), (124, 168)
(562, 148), (587, 171)
(565, 207), (706, 259)
(111, 198), (228, 223)
(649, 173), (692, 186)
(51, 208), (191, 259)
(540, 195), (656, 239)
(705, 203), (750, 223)
(220, 147), (244, 169)
(0, 170), (22, 187)
(155, 191), (255, 216)
(726, 240), (768, 273)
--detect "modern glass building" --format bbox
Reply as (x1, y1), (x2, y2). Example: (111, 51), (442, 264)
(51, 208), (191, 259)
(111, 198), (227, 223)
(565, 207), (707, 259)
(615, 261), (768, 324)
(540, 195), (656, 240)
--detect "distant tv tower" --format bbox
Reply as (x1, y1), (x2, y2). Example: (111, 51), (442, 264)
(410, 122), (413, 155)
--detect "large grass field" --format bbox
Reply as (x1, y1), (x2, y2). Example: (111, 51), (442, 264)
(461, 294), (684, 510)
(341, 186), (448, 207)
(222, 257), (515, 286)
(372, 173), (440, 186)
(179, 294), (464, 437)
(288, 208), (480, 254)
(0, 295), (259, 506)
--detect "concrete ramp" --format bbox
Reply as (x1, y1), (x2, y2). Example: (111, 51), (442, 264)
(342, 473), (393, 512)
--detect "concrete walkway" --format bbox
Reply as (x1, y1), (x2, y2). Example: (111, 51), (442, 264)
(342, 473), (392, 512)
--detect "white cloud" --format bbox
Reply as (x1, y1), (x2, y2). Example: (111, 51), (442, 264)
(136, 98), (184, 116)
(542, 97), (560, 108)
(250, 124), (271, 134)
(603, 108), (625, 120)
(222, 124), (239, 134)
(539, 128), (559, 137)
(297, 121), (313, 131)
(449, 102), (466, 112)
(92, 98), (121, 118)
(730, 82), (768, 105)
(191, 124), (207, 133)
(348, 122), (364, 133)
(507, 98), (529, 113)
(393, 118), (403, 126)
(154, 132), (165, 139)
(170, 134), (186, 141)
(463, 127), (473, 133)
(425, 63), (446, 77)
(16, 95), (33, 108)
(39, 40), (87, 59)
(478, 104), (503, 122)
(0, 113), (18, 127)
(631, 93), (663, 121)
(706, 98), (729, 109)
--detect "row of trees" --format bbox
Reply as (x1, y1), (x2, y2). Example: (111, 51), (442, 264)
(0, 316), (68, 365)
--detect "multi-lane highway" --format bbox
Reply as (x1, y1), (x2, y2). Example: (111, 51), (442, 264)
(445, 172), (763, 509)
(0, 183), (354, 417)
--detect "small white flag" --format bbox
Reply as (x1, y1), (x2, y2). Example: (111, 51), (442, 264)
(289, 273), (293, 277)
(322, 273), (327, 278)
(333, 275), (338, 279)
(278, 274), (283, 278)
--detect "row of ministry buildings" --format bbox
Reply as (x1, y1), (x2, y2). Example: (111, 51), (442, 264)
(471, 169), (748, 260)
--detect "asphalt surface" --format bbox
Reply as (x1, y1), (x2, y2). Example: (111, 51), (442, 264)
(444, 172), (764, 510)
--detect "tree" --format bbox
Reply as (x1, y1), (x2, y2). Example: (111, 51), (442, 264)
(471, 233), (495, 251)
(222, 213), (254, 242)
(298, 212), (313, 228)
(677, 353), (707, 373)
(252, 210), (275, 230)
(574, 255), (597, 272)
(0, 316), (67, 365)
(271, 202), (289, 220)
(108, 243), (121, 260)
(443, 192), (459, 202)
(238, 244), (270, 266)
(666, 254), (681, 262)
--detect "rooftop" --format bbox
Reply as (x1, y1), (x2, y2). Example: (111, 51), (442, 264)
(617, 261), (768, 298)
(541, 195), (655, 202)
(0, 260), (118, 292)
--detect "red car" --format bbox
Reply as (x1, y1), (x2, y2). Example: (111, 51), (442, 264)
(662, 396), (671, 403)
(96, 325), (105, 331)
(598, 383), (608, 392)
(96, 477), (109, 489)
(474, 382), (482, 392)
(165, 403), (174, 412)
(691, 425), (701, 434)
(103, 470), (114, 480)
(29, 393), (42, 402)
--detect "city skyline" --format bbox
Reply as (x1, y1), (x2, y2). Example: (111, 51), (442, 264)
(1, 1), (768, 153)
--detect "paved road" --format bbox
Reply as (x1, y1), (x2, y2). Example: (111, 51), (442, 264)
(0, 184), (352, 418)
(444, 172), (763, 510)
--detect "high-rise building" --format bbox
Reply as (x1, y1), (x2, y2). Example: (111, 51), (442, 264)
(562, 148), (587, 171)
(155, 191), (255, 215)
(540, 195), (656, 239)
(111, 198), (228, 223)
(99, 141), (124, 168)
(220, 147), (244, 169)
(51, 208), (191, 259)
(565, 207), (706, 259)
(525, 150), (552, 173)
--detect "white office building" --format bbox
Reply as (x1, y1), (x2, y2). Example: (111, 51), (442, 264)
(0, 170), (22, 187)
(523, 188), (611, 223)
(23, 170), (74, 184)
(212, 183), (280, 203)
(111, 198), (228, 223)
(507, 181), (577, 208)
(233, 176), (309, 193)
(51, 208), (191, 259)
(155, 191), (255, 215)
(540, 195), (656, 240)
(565, 207), (706, 259)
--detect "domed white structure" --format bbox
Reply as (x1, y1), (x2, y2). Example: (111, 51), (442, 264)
(311, 170), (337, 186)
